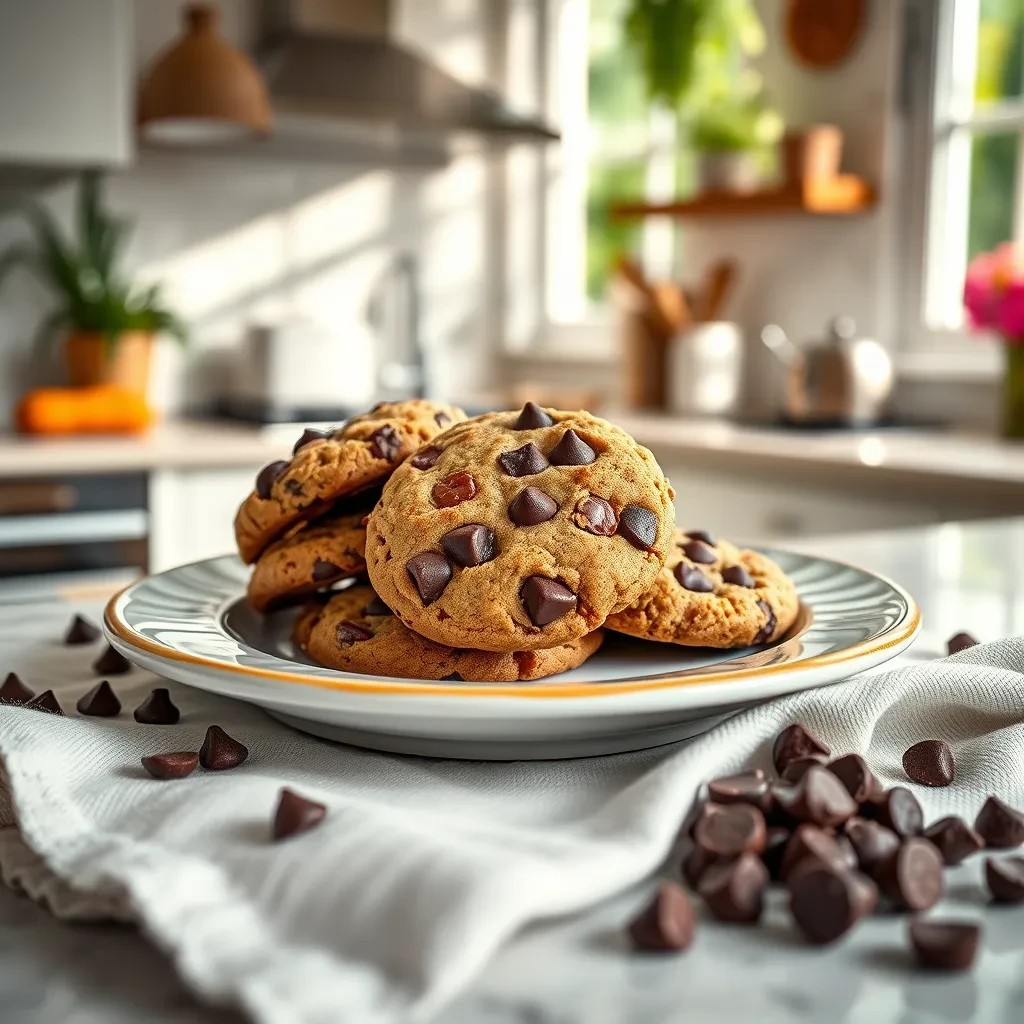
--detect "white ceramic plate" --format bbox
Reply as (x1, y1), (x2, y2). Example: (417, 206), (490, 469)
(104, 550), (919, 760)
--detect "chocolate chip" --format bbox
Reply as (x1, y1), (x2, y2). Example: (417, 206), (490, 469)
(985, 856), (1024, 902)
(707, 770), (772, 813)
(548, 429), (596, 466)
(0, 672), (33, 705)
(828, 753), (880, 803)
(134, 688), (180, 725)
(441, 672), (464, 681)
(499, 442), (549, 477)
(273, 787), (327, 841)
(754, 599), (777, 643)
(513, 401), (553, 430)
(199, 725), (248, 771)
(675, 563), (714, 593)
(789, 864), (878, 945)
(573, 496), (617, 536)
(681, 539), (716, 564)
(721, 564), (755, 588)
(697, 852), (768, 924)
(336, 620), (373, 646)
(903, 739), (955, 787)
(63, 614), (100, 645)
(93, 644), (131, 676)
(947, 631), (979, 655)
(909, 920), (981, 971)
(772, 723), (831, 773)
(844, 817), (901, 873)
(875, 837), (945, 910)
(694, 803), (767, 858)
(923, 817), (984, 866)
(363, 594), (392, 616)
(293, 428), (329, 454)
(283, 478), (304, 497)
(780, 758), (822, 784)
(141, 751), (199, 780)
(775, 766), (857, 828)
(628, 882), (696, 952)
(432, 471), (478, 508)
(866, 787), (924, 838)
(508, 486), (558, 526)
(442, 524), (497, 567)
(77, 680), (121, 717)
(434, 411), (452, 428)
(406, 552), (452, 605)
(618, 505), (658, 550)
(682, 844), (721, 888)
(975, 795), (1024, 848)
(369, 425), (402, 461)
(761, 826), (791, 881)
(519, 576), (577, 626)
(780, 824), (853, 882)
(25, 690), (63, 715)
(410, 446), (441, 470)
(685, 529), (716, 546)
(312, 559), (343, 582)
(256, 460), (289, 499)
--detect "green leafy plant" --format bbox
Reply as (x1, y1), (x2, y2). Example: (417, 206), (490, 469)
(0, 171), (186, 354)
(691, 91), (784, 153)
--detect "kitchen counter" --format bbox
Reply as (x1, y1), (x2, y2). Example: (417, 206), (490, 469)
(1, 517), (1023, 1024)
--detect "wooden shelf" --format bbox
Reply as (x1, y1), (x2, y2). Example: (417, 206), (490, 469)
(610, 175), (876, 220)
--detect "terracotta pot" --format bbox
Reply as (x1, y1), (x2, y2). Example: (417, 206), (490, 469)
(782, 126), (843, 188)
(65, 331), (154, 395)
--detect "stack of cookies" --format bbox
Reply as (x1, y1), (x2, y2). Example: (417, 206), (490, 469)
(234, 400), (799, 682)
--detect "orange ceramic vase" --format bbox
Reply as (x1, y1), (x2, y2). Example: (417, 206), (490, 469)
(65, 331), (154, 395)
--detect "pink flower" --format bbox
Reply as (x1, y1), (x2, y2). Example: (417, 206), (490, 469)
(999, 280), (1024, 342)
(964, 243), (1024, 341)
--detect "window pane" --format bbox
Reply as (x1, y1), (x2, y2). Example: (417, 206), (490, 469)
(586, 160), (644, 301)
(967, 131), (1018, 260)
(975, 0), (1024, 104)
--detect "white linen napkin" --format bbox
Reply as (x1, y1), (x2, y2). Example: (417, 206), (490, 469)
(0, 592), (1020, 1024)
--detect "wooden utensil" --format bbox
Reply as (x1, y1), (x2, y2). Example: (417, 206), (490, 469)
(694, 259), (738, 322)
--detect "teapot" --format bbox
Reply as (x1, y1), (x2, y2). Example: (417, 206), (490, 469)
(760, 316), (894, 426)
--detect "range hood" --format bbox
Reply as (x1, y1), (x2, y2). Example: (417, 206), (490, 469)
(259, 0), (559, 144)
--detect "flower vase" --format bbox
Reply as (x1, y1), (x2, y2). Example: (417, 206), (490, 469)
(1003, 343), (1024, 440)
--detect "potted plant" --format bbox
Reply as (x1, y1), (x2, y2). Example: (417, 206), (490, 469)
(0, 172), (185, 396)
(691, 93), (783, 194)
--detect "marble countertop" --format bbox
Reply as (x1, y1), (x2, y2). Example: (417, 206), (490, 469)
(2, 517), (1024, 1023)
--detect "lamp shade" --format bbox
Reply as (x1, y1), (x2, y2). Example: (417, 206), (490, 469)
(138, 4), (271, 143)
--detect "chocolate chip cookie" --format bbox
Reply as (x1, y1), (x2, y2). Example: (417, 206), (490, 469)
(295, 584), (604, 681)
(605, 529), (799, 648)
(246, 511), (368, 612)
(364, 403), (676, 652)
(234, 399), (466, 563)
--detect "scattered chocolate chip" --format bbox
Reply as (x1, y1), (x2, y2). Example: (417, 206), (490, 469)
(256, 460), (289, 499)
(772, 723), (831, 774)
(336, 620), (373, 646)
(434, 411), (452, 428)
(273, 787), (327, 841)
(975, 795), (1024, 848)
(618, 505), (658, 550)
(508, 486), (558, 526)
(909, 920), (981, 971)
(199, 725), (248, 771)
(754, 599), (777, 643)
(25, 690), (63, 715)
(681, 540), (716, 564)
(93, 645), (131, 676)
(775, 766), (857, 829)
(780, 824), (853, 882)
(63, 614), (100, 645)
(903, 739), (955, 787)
(141, 751), (199, 780)
(947, 631), (979, 655)
(828, 753), (880, 803)
(134, 688), (180, 725)
(363, 594), (392, 616)
(432, 472), (478, 508)
(844, 818), (901, 873)
(410, 446), (441, 470)
(77, 680), (121, 717)
(406, 552), (452, 605)
(369, 425), (402, 461)
(780, 758), (823, 784)
(442, 524), (498, 567)
(789, 864), (878, 945)
(985, 856), (1024, 902)
(312, 559), (343, 582)
(628, 882), (696, 952)
(675, 563), (714, 593)
(573, 496), (617, 536)
(684, 529), (716, 546)
(682, 844), (720, 888)
(721, 565), (756, 588)
(923, 817), (984, 866)
(519, 576), (577, 626)
(499, 442), (549, 477)
(761, 826), (791, 881)
(0, 672), (34, 705)
(697, 852), (768, 924)
(867, 787), (924, 838)
(292, 428), (329, 454)
(548, 429), (596, 466)
(695, 803), (767, 858)
(707, 770), (772, 813)
(875, 837), (945, 911)
(513, 401), (553, 430)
